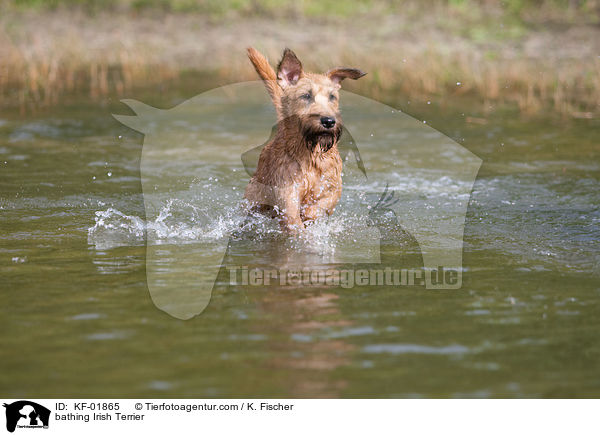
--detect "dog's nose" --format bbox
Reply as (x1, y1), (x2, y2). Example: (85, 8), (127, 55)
(320, 116), (336, 129)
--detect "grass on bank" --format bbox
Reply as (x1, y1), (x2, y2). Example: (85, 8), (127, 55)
(0, 0), (599, 116)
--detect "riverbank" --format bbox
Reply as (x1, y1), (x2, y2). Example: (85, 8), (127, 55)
(1, 3), (599, 116)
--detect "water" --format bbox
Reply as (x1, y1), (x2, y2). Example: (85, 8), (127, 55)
(1, 87), (599, 397)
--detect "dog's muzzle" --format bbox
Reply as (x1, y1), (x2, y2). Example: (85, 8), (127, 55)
(303, 121), (342, 153)
(319, 134), (335, 153)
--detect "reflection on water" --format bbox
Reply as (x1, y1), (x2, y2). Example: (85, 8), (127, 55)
(1, 92), (600, 397)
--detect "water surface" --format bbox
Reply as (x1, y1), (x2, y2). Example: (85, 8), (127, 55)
(1, 89), (599, 398)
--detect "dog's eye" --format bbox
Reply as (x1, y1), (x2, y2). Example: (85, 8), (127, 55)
(329, 93), (337, 101)
(300, 93), (312, 101)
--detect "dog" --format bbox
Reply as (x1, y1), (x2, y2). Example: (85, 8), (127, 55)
(244, 47), (366, 233)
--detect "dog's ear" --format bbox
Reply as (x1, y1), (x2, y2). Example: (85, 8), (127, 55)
(247, 47), (282, 115)
(277, 48), (303, 87)
(327, 68), (367, 84)
(247, 47), (278, 84)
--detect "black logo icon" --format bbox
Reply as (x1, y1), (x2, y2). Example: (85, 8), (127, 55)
(3, 401), (50, 432)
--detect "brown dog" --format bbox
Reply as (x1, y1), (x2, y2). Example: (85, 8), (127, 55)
(244, 47), (365, 233)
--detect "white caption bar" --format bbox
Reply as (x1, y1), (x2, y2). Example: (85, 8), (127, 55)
(1, 399), (598, 434)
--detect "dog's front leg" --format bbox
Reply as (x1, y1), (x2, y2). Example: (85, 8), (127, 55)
(276, 186), (304, 233)
(302, 203), (326, 222)
(302, 188), (342, 223)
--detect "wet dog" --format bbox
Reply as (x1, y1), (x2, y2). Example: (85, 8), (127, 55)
(244, 47), (365, 233)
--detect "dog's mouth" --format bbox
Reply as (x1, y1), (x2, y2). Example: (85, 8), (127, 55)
(303, 126), (342, 153)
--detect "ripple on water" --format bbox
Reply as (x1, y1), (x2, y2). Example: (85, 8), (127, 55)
(363, 344), (470, 355)
(85, 331), (131, 341)
(327, 326), (376, 338)
(71, 313), (105, 321)
(291, 334), (313, 343)
(147, 381), (173, 391)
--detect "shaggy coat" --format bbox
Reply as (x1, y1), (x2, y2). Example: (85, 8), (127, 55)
(244, 47), (365, 233)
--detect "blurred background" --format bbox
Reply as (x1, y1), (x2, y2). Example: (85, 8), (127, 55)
(1, 0), (599, 116)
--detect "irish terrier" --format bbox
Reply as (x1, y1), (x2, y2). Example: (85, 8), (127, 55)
(244, 47), (365, 233)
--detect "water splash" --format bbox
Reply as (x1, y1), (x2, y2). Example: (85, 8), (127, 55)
(87, 173), (470, 256)
(87, 199), (245, 250)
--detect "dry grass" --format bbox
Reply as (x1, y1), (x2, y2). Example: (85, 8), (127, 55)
(1, 7), (599, 116)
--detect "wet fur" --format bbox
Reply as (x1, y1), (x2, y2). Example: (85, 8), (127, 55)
(244, 47), (365, 233)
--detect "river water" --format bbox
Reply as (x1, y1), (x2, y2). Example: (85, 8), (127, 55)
(1, 83), (599, 397)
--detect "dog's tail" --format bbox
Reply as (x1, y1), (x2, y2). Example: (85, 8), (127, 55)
(247, 47), (282, 118)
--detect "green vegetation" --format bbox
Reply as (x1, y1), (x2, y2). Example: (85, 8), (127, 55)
(3, 0), (600, 21)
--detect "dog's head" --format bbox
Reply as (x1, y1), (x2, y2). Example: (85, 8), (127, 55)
(277, 49), (365, 153)
(247, 47), (365, 154)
